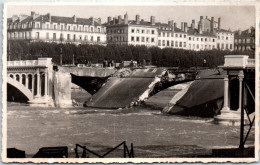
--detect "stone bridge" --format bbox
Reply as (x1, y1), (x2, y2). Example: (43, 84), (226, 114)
(7, 58), (55, 106)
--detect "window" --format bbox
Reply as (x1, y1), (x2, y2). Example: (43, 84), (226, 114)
(189, 37), (191, 40)
(142, 30), (145, 33)
(221, 43), (224, 49)
(53, 33), (56, 40)
(131, 37), (134, 41)
(184, 35), (186, 38)
(146, 37), (149, 42)
(60, 33), (63, 40)
(141, 37), (145, 42)
(179, 42), (182, 47)
(97, 36), (100, 42)
(151, 38), (154, 42)
(159, 32), (161, 36)
(68, 26), (71, 31)
(171, 41), (174, 47)
(197, 44), (199, 49)
(213, 39), (215, 42)
(36, 23), (40, 29)
(197, 38), (199, 41)
(147, 30), (150, 34)
(213, 45), (215, 49)
(46, 32), (49, 39)
(151, 30), (155, 34)
(84, 35), (88, 41)
(162, 40), (165, 46)
(226, 37), (228, 40)
(175, 41), (178, 47)
(136, 37), (139, 42)
(85, 27), (88, 31)
(180, 34), (182, 38)
(226, 44), (228, 49)
(175, 34), (178, 37)
(61, 25), (64, 30)
(209, 45), (211, 49)
(230, 44), (232, 49)
(201, 38), (203, 41)
(217, 43), (220, 49)
(136, 29), (140, 33)
(132, 29), (135, 33)
(54, 25), (57, 30)
(167, 33), (170, 37)
(183, 42), (186, 48)
(46, 24), (49, 29)
(205, 38), (207, 42)
(91, 27), (93, 32)
(167, 41), (169, 46)
(163, 32), (165, 37)
(67, 34), (70, 40)
(36, 32), (40, 39)
(91, 36), (93, 41)
(158, 40), (161, 46)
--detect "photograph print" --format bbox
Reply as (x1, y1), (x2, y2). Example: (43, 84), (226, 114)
(2, 2), (258, 163)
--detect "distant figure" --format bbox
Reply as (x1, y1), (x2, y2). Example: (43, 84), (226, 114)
(203, 58), (207, 67)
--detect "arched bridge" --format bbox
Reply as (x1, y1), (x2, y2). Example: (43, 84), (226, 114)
(7, 58), (54, 106)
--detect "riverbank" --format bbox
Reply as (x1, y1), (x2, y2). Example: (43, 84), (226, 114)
(7, 102), (254, 158)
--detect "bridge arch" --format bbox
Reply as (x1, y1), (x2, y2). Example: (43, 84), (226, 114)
(7, 77), (33, 100)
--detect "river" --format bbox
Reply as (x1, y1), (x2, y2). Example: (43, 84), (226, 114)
(7, 101), (254, 158)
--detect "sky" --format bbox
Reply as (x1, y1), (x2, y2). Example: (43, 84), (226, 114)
(6, 4), (255, 31)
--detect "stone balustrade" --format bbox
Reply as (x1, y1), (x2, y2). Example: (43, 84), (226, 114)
(247, 58), (255, 67)
(8, 58), (52, 67)
(224, 55), (255, 68)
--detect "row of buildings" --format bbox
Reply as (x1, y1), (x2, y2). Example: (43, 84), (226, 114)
(7, 11), (255, 51)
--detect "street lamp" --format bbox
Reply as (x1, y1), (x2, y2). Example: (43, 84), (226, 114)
(60, 29), (63, 66)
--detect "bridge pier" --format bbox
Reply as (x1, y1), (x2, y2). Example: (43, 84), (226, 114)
(214, 55), (254, 126)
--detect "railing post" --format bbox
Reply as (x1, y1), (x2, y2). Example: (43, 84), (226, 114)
(239, 80), (245, 149)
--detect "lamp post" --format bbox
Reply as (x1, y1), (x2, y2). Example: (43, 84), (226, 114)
(60, 29), (63, 66)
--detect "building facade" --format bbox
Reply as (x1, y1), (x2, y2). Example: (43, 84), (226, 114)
(234, 27), (255, 51)
(105, 14), (235, 51)
(7, 11), (107, 45)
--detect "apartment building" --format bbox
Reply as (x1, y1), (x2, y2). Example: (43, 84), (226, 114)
(105, 13), (158, 46)
(7, 11), (107, 45)
(105, 14), (234, 51)
(234, 27), (255, 51)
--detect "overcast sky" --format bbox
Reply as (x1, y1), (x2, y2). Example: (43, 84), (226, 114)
(7, 4), (255, 31)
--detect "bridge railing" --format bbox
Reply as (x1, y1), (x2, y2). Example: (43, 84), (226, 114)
(8, 60), (38, 66)
(7, 58), (52, 67)
(247, 58), (255, 67)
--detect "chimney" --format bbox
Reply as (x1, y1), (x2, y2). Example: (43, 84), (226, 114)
(191, 19), (195, 29)
(47, 13), (51, 22)
(198, 22), (202, 34)
(184, 22), (188, 32)
(124, 13), (128, 24)
(113, 17), (116, 24)
(136, 15), (140, 24)
(118, 15), (122, 24)
(200, 16), (203, 21)
(31, 11), (35, 17)
(150, 16), (155, 25)
(97, 18), (101, 25)
(108, 16), (112, 24)
(218, 17), (221, 30)
(210, 17), (214, 33)
(90, 17), (94, 25)
(181, 22), (184, 31)
(73, 15), (77, 23)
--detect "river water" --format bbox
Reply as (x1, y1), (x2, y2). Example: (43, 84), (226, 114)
(7, 101), (254, 158)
